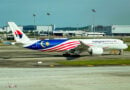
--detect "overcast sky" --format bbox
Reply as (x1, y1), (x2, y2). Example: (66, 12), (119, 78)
(0, 0), (130, 27)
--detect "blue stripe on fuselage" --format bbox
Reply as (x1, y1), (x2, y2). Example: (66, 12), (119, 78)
(25, 39), (68, 50)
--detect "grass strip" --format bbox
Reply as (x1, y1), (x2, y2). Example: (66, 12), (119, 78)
(57, 59), (130, 66)
(125, 45), (130, 51)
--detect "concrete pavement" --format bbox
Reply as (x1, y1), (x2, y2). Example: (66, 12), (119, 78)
(0, 66), (130, 90)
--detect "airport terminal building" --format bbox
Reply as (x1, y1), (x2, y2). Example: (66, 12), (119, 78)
(2, 25), (54, 35)
(93, 25), (130, 36)
(54, 25), (130, 36)
(1, 24), (130, 37)
(111, 25), (130, 36)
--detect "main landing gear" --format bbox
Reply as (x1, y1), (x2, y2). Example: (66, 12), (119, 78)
(63, 49), (80, 57)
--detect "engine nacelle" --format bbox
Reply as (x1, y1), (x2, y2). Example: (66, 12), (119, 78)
(88, 47), (103, 55)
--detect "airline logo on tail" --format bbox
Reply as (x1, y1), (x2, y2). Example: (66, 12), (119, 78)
(14, 30), (23, 39)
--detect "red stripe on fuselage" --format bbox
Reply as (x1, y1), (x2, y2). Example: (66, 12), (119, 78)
(56, 45), (78, 52)
(40, 41), (80, 52)
(44, 42), (80, 52)
(49, 44), (78, 52)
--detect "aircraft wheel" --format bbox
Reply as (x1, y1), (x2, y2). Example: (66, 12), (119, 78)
(119, 50), (123, 55)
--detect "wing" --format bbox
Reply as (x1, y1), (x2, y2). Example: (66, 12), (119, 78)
(69, 41), (89, 54)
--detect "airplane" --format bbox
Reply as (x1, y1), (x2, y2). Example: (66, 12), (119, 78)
(8, 22), (128, 56)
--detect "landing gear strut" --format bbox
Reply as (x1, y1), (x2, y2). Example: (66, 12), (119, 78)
(119, 49), (123, 55)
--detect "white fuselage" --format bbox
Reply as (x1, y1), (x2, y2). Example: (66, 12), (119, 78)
(79, 39), (128, 50)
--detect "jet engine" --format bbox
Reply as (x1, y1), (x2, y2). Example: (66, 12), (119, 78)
(88, 47), (103, 55)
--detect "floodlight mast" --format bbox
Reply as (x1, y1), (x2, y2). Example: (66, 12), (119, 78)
(91, 9), (96, 37)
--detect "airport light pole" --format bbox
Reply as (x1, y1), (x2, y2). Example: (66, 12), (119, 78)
(76, 24), (79, 37)
(33, 14), (36, 39)
(46, 12), (50, 38)
(91, 9), (96, 34)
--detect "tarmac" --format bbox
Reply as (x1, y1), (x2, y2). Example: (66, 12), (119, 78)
(0, 66), (130, 90)
(0, 46), (130, 90)
(0, 45), (130, 61)
(0, 45), (130, 67)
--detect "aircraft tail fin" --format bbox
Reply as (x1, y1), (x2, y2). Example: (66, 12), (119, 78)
(8, 22), (31, 44)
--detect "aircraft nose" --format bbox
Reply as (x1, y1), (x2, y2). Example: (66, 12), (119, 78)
(124, 44), (128, 49)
